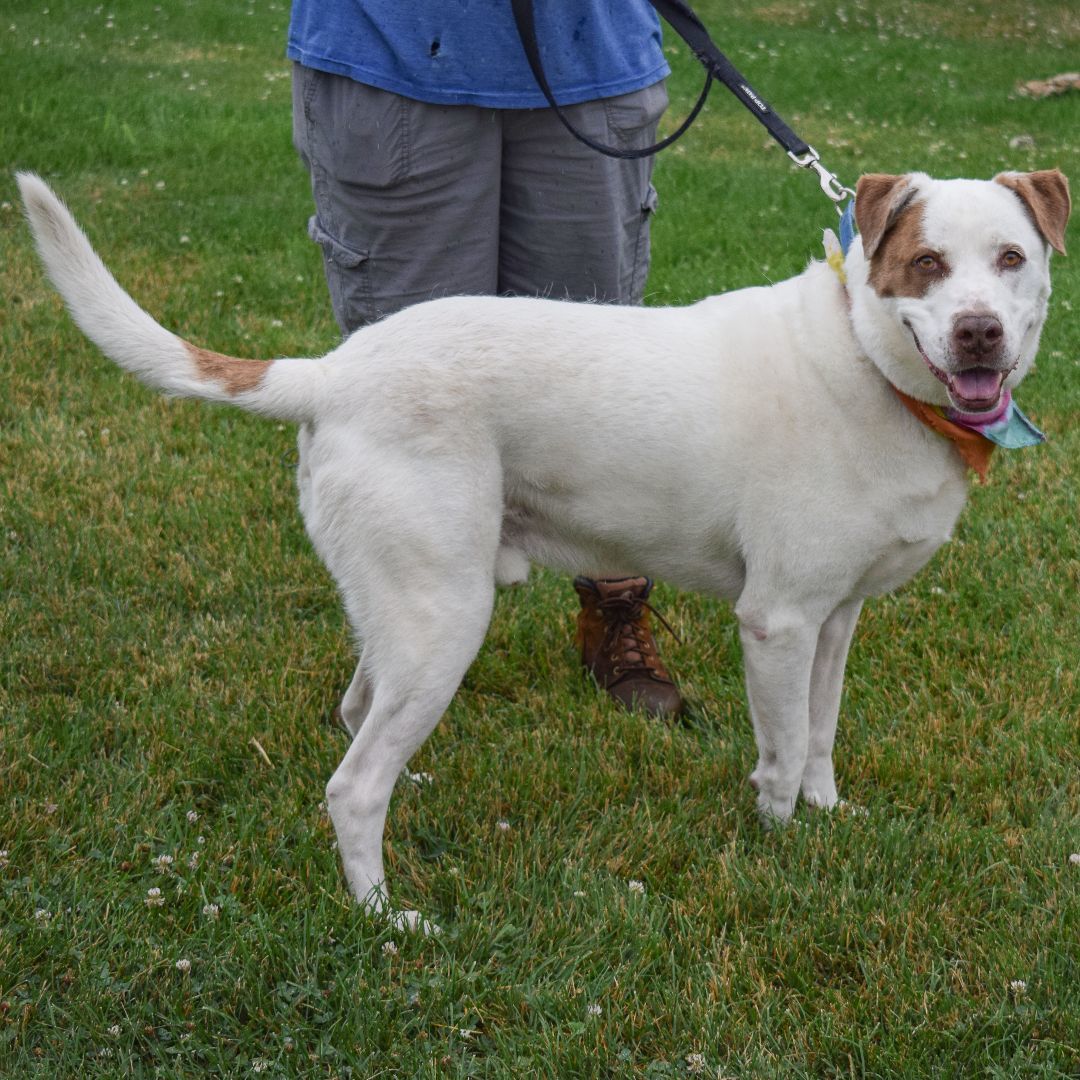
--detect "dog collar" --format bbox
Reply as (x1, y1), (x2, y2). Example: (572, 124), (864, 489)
(822, 225), (1046, 482)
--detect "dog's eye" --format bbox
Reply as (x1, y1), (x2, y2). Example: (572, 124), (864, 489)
(1000, 249), (1025, 269)
(912, 254), (940, 272)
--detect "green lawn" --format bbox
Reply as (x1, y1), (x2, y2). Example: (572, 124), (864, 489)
(2, 1), (1078, 1076)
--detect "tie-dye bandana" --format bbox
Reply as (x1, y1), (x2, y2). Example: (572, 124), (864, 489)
(946, 392), (1045, 450)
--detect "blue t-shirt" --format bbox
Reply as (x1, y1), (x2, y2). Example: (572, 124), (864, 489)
(287, 1), (669, 109)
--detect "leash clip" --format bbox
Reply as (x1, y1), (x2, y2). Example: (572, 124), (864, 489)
(788, 146), (856, 213)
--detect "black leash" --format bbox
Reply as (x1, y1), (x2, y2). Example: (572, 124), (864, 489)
(510, 0), (854, 209)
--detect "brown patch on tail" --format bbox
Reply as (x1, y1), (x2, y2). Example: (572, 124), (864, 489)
(186, 343), (270, 394)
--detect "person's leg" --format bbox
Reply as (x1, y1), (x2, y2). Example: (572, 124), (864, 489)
(500, 83), (683, 717)
(497, 81), (667, 304)
(292, 65), (502, 333)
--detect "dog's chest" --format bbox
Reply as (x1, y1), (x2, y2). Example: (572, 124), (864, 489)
(856, 534), (949, 596)
(854, 476), (967, 596)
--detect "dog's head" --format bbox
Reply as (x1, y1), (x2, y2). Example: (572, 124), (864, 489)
(848, 170), (1070, 413)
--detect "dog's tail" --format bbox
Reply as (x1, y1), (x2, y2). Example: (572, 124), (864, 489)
(17, 173), (326, 423)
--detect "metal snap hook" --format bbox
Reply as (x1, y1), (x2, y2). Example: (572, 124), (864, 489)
(788, 147), (856, 213)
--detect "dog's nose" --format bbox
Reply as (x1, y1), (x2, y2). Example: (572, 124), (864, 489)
(952, 313), (1004, 363)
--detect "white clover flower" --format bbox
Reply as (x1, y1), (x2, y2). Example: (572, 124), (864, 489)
(1069, 853), (1080, 866)
(1009, 979), (1027, 996)
(685, 1053), (707, 1074)
(175, 958), (191, 973)
(153, 854), (174, 872)
(628, 879), (645, 894)
(586, 1003), (602, 1017)
(0, 850), (9, 869)
(34, 908), (51, 922)
(407, 771), (433, 785)
(252, 1060), (269, 1073)
(202, 903), (220, 920)
(187, 852), (200, 870)
(381, 941), (398, 956)
(186, 810), (199, 824)
(108, 1024), (121, 1037)
(496, 820), (511, 832)
(145, 887), (165, 907)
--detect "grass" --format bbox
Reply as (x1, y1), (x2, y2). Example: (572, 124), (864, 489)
(1, 0), (1078, 1075)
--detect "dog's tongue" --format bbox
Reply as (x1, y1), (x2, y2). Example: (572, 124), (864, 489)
(950, 368), (1004, 408)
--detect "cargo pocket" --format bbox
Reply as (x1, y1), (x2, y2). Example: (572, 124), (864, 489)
(604, 81), (670, 150)
(307, 216), (373, 333)
(630, 184), (660, 304)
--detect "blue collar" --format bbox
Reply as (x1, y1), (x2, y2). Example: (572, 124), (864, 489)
(839, 199), (857, 256)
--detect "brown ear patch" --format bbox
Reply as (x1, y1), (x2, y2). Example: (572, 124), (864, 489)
(994, 169), (1071, 255)
(862, 199), (943, 299)
(855, 174), (916, 259)
(186, 343), (269, 395)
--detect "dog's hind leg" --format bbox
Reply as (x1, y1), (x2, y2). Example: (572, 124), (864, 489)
(335, 654), (375, 738)
(324, 572), (495, 932)
(802, 599), (862, 810)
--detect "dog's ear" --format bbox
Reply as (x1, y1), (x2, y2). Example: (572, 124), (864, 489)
(854, 174), (917, 260)
(994, 169), (1071, 255)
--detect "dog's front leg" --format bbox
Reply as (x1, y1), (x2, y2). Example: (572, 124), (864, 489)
(801, 599), (863, 809)
(737, 605), (821, 824)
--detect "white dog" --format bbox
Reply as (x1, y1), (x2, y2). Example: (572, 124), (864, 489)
(18, 169), (1069, 929)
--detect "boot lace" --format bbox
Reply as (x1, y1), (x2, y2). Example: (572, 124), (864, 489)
(597, 591), (682, 677)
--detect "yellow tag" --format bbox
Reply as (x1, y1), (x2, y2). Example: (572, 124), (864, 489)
(823, 228), (846, 286)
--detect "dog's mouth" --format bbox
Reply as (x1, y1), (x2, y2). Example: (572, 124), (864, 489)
(905, 324), (1011, 414)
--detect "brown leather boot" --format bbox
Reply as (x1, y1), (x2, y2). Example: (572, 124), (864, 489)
(573, 576), (684, 718)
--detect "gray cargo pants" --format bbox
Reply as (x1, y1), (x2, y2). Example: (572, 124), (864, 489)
(292, 65), (667, 334)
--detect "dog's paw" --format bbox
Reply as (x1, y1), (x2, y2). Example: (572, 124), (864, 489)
(801, 784), (839, 811)
(753, 789), (797, 829)
(750, 770), (798, 827)
(388, 908), (442, 936)
(800, 758), (838, 810)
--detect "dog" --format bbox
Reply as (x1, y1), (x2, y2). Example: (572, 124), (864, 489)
(18, 169), (1070, 930)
